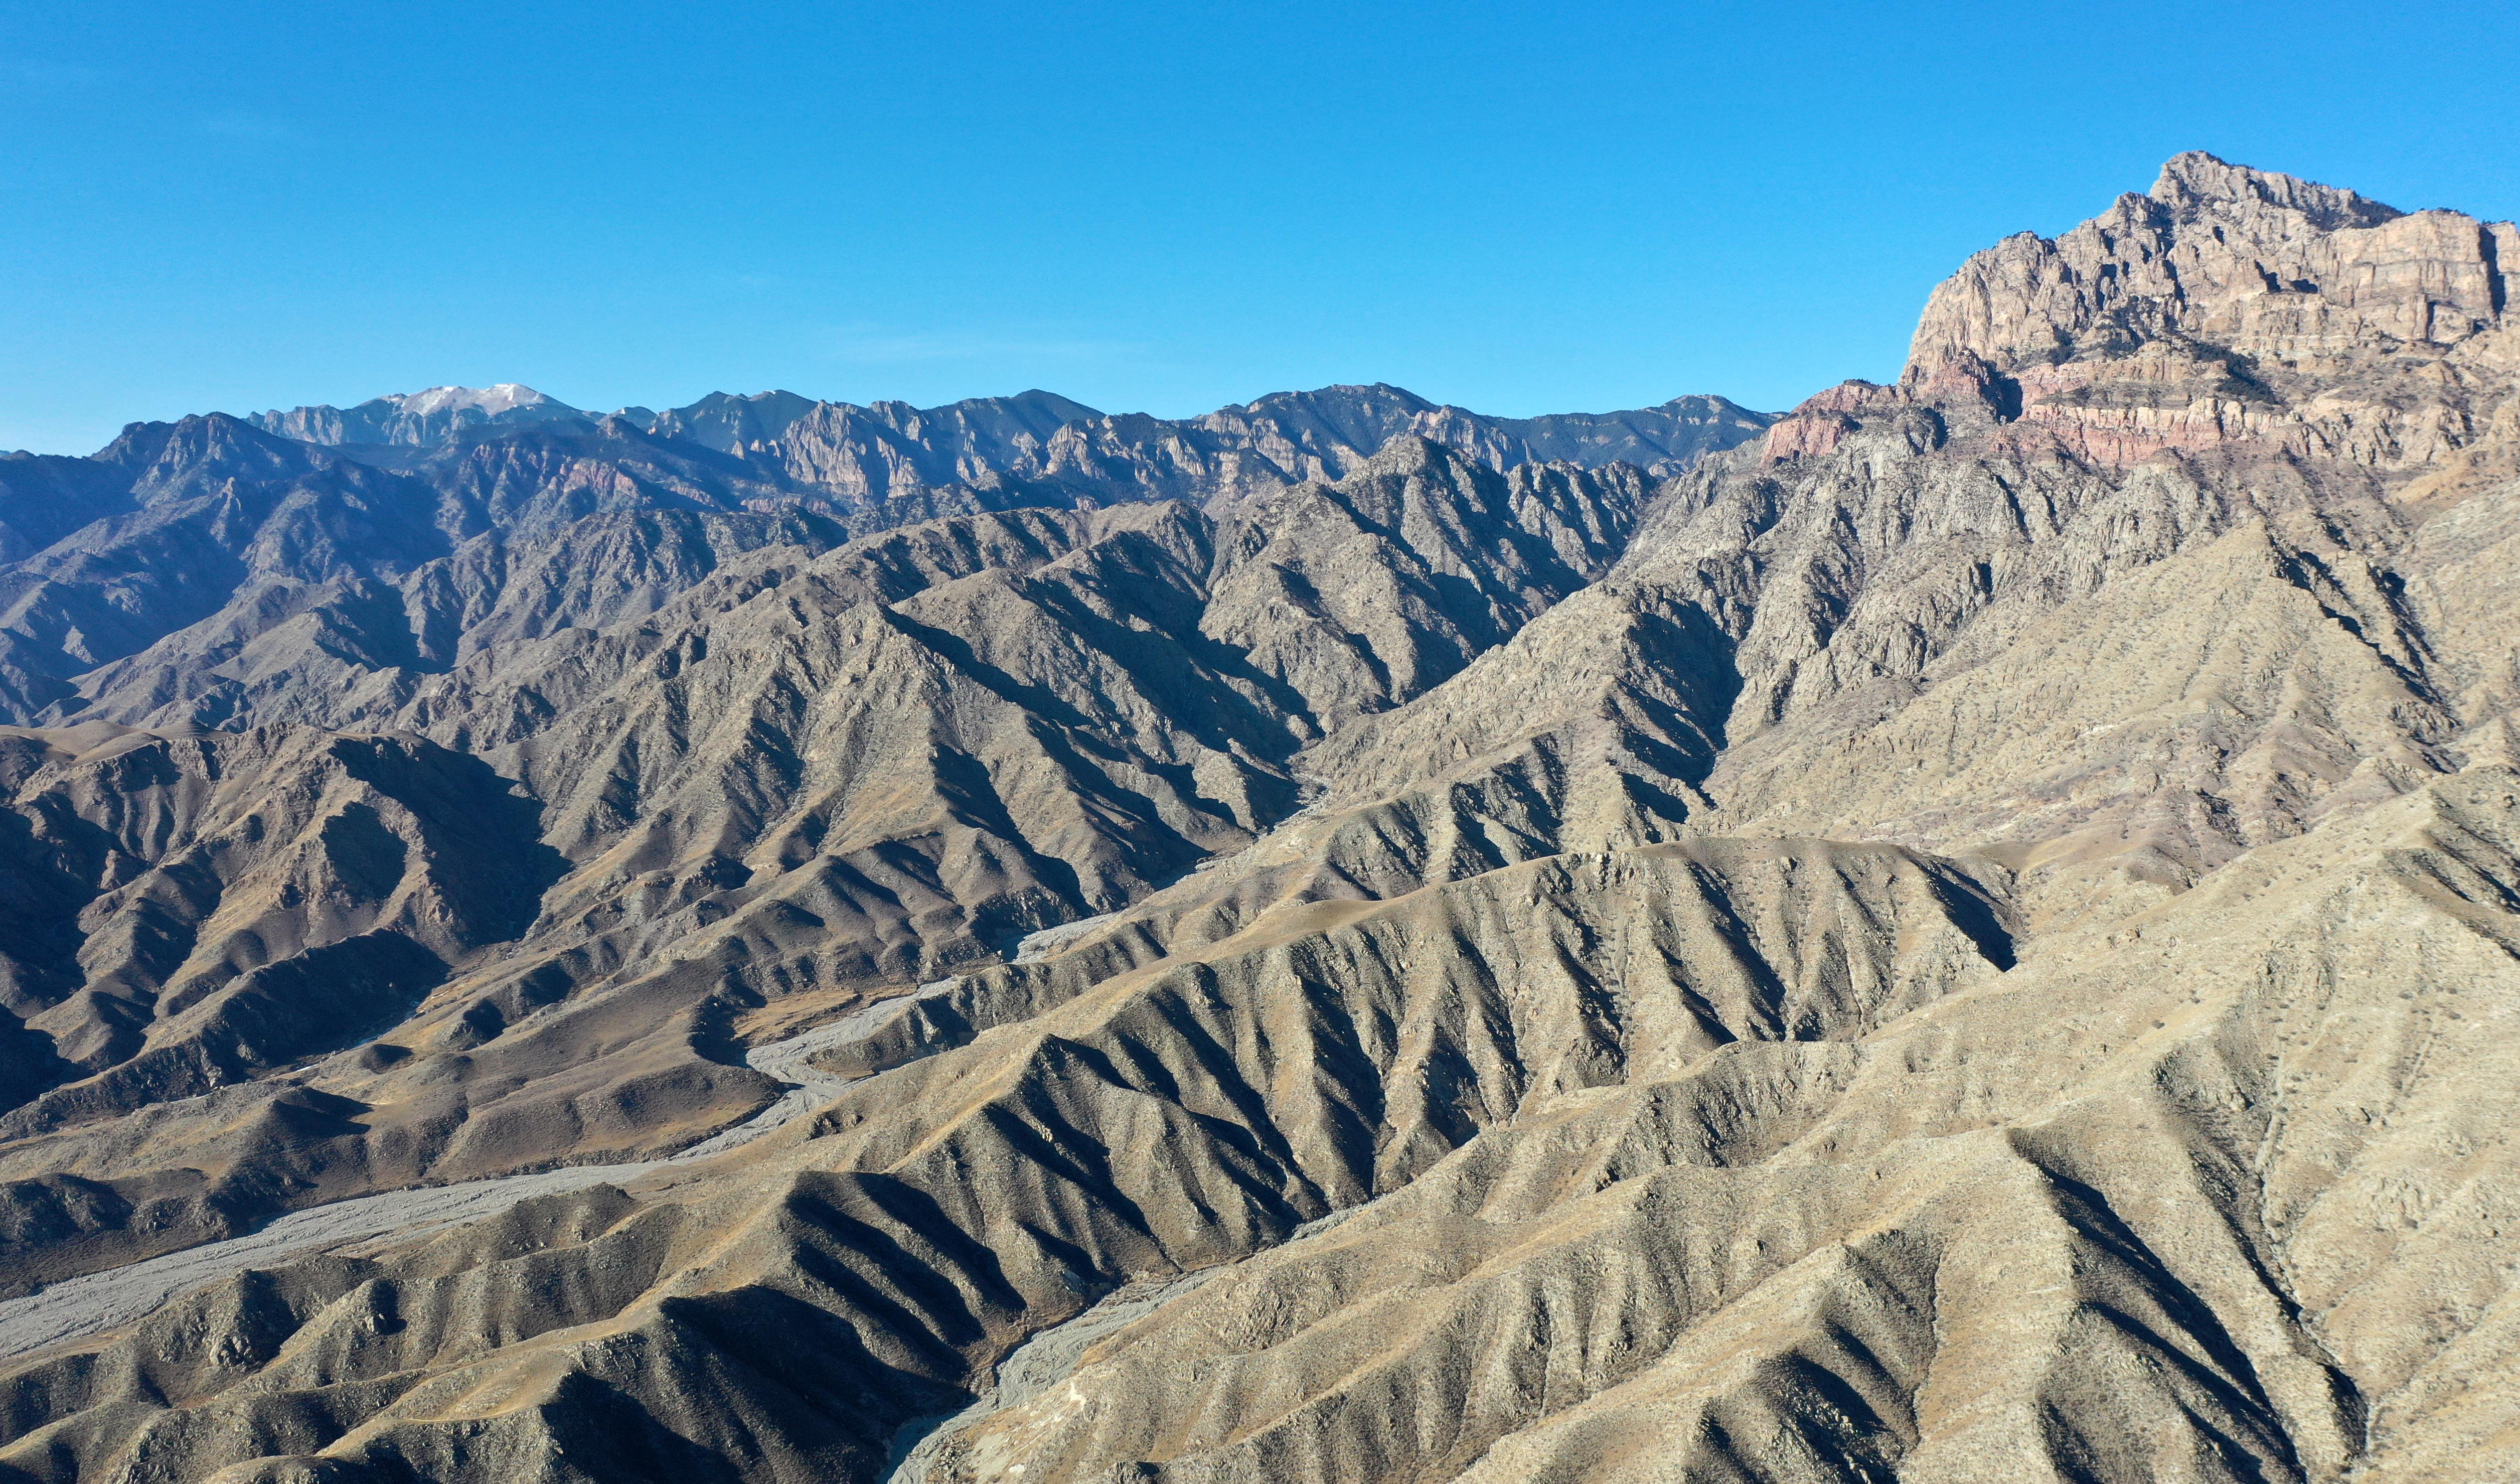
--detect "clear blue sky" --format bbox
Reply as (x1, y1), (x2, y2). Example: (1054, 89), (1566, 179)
(5, 2), (2515, 454)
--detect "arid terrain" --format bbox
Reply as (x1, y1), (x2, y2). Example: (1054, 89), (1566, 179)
(0, 151), (2515, 1482)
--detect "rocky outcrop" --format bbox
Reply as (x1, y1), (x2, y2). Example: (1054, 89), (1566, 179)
(1913, 152), (2512, 369)
(1899, 150), (2518, 476)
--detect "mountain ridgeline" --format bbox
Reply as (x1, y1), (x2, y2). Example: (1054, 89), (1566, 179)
(0, 153), (2517, 1483)
(0, 380), (1768, 728)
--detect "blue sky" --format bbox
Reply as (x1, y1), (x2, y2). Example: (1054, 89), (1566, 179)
(4, 1), (2515, 454)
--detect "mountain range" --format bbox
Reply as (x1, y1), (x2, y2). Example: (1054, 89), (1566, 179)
(0, 150), (2515, 1483)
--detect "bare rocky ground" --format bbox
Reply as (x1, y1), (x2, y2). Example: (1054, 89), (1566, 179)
(0, 152), (2514, 1481)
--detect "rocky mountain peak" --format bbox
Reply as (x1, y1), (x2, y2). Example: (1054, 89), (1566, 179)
(1239, 382), (1436, 416)
(1349, 429), (1469, 480)
(251, 384), (587, 447)
(641, 388), (823, 451)
(381, 383), (559, 417)
(90, 410), (302, 476)
(2148, 149), (2404, 230)
(1900, 150), (2516, 446)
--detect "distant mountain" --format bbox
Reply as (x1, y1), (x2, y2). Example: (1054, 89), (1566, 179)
(696, 381), (1771, 504)
(644, 387), (1099, 459)
(240, 381), (1777, 507)
(250, 382), (588, 446)
(641, 388), (1108, 502)
(0, 380), (1773, 732)
(1481, 393), (1779, 471)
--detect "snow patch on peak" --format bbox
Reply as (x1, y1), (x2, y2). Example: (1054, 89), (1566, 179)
(383, 384), (558, 416)
(249, 383), (584, 446)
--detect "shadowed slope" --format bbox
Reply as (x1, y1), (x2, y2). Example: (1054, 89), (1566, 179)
(0, 831), (2014, 1482)
(0, 446), (1659, 1300)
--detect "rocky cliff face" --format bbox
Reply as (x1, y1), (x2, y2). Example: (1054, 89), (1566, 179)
(1897, 149), (2518, 476)
(0, 154), (2515, 1484)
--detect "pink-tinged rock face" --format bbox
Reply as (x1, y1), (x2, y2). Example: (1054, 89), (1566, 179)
(1875, 154), (2517, 475)
(1908, 153), (2514, 378)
